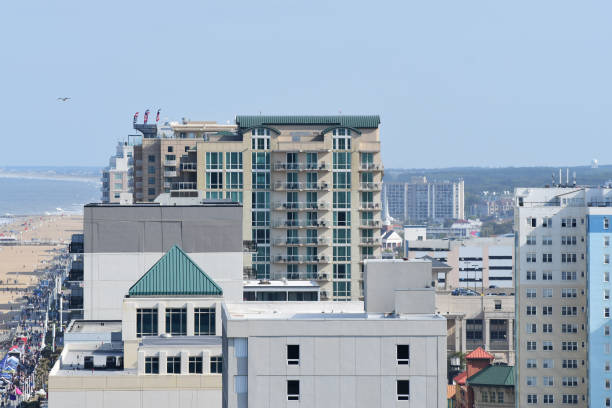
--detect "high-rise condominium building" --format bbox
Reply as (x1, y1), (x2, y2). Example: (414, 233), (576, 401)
(132, 115), (383, 301)
(405, 177), (464, 223)
(515, 186), (612, 407)
(383, 182), (405, 222)
(101, 142), (134, 204)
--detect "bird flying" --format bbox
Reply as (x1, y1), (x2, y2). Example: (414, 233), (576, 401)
(57, 97), (71, 102)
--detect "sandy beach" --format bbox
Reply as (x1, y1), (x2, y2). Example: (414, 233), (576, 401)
(0, 215), (82, 319)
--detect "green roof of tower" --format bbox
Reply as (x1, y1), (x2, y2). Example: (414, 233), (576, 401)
(128, 245), (223, 297)
(236, 115), (380, 129)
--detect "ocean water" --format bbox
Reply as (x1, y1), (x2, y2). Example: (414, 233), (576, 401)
(0, 177), (100, 215)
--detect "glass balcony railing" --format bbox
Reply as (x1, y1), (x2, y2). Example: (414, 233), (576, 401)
(271, 219), (329, 228)
(273, 255), (329, 264)
(273, 237), (329, 246)
(273, 202), (330, 211)
(273, 162), (329, 171)
(273, 181), (330, 191)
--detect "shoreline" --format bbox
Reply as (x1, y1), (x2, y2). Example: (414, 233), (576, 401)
(0, 215), (83, 332)
(0, 172), (99, 184)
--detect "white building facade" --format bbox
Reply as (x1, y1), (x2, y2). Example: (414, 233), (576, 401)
(222, 259), (447, 408)
(101, 142), (134, 204)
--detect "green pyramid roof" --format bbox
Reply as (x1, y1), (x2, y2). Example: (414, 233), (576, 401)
(128, 245), (223, 297)
(467, 365), (514, 387)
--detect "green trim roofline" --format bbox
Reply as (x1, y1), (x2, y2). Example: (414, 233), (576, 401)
(236, 115), (380, 129)
(128, 245), (223, 297)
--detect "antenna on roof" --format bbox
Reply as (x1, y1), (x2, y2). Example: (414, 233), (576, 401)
(559, 169), (562, 187)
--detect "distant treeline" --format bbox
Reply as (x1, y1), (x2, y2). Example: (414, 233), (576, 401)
(384, 165), (612, 210)
(384, 165), (612, 195)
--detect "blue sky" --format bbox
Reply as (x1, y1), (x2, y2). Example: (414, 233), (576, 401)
(1, 0), (611, 168)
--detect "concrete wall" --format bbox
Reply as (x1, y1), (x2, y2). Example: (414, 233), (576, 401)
(364, 259), (434, 314)
(84, 205), (243, 254)
(84, 252), (242, 320)
(49, 372), (221, 408)
(223, 305), (447, 408)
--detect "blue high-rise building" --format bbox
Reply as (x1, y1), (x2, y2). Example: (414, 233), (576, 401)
(587, 212), (612, 407)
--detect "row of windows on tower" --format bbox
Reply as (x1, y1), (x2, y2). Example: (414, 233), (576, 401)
(286, 379), (410, 401)
(285, 344), (409, 366)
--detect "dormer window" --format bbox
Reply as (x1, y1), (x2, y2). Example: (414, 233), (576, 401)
(332, 128), (351, 150)
(251, 128), (270, 150)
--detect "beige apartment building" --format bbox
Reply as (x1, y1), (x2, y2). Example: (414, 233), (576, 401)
(515, 187), (588, 407)
(132, 116), (383, 300)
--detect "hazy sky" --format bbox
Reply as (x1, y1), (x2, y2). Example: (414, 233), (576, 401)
(1, 1), (611, 168)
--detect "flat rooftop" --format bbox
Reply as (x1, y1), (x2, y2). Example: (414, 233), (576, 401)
(224, 301), (444, 321)
(67, 320), (122, 333)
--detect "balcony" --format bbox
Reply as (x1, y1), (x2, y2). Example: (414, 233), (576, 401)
(273, 255), (330, 264)
(359, 182), (382, 191)
(273, 237), (329, 246)
(360, 220), (381, 228)
(135, 171), (143, 177)
(181, 162), (197, 171)
(320, 291), (329, 300)
(358, 163), (383, 171)
(164, 159), (177, 166)
(164, 170), (177, 177)
(135, 181), (143, 188)
(358, 202), (382, 211)
(271, 219), (329, 228)
(273, 162), (329, 171)
(273, 202), (330, 211)
(163, 182), (172, 189)
(273, 181), (330, 191)
(171, 182), (197, 191)
(276, 141), (328, 152)
(135, 160), (143, 166)
(359, 237), (381, 246)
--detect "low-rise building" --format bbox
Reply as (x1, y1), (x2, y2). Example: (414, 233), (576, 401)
(222, 259), (447, 408)
(49, 245), (227, 407)
(381, 229), (402, 250)
(406, 236), (514, 289)
(437, 293), (515, 365)
(451, 347), (514, 408)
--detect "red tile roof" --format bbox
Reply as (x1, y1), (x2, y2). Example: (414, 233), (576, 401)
(453, 371), (467, 385)
(465, 346), (494, 360)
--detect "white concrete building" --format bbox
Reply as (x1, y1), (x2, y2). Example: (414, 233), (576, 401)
(101, 142), (134, 204)
(406, 236), (514, 289)
(80, 199), (244, 320)
(50, 245), (230, 408)
(222, 259), (447, 408)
